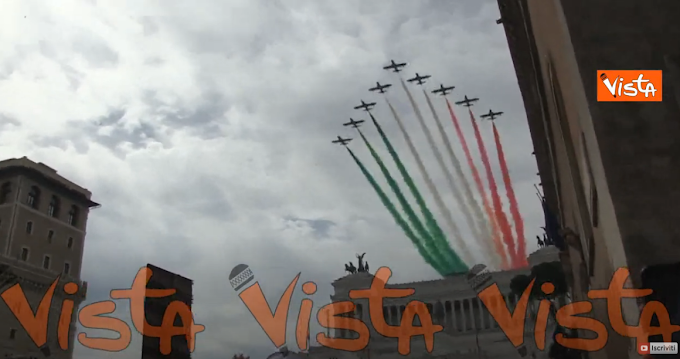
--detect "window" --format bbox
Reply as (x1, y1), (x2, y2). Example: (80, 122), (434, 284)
(0, 182), (11, 204)
(42, 256), (51, 270)
(67, 237), (74, 249)
(9, 328), (16, 340)
(25, 221), (33, 234)
(20, 248), (29, 261)
(63, 262), (71, 275)
(47, 230), (54, 243)
(591, 185), (599, 227)
(581, 132), (599, 228)
(27, 186), (41, 209)
(47, 195), (60, 218)
(68, 205), (79, 226)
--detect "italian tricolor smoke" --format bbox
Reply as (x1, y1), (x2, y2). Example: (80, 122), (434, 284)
(336, 65), (529, 274)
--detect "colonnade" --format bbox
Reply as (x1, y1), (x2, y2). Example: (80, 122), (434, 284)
(335, 293), (519, 339)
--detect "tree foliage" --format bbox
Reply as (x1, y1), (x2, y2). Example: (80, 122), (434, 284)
(233, 354), (250, 359)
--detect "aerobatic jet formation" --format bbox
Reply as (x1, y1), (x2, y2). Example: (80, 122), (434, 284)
(331, 136), (352, 146)
(480, 109), (504, 121)
(353, 100), (376, 112)
(368, 82), (392, 94)
(432, 84), (455, 96)
(455, 95), (480, 107)
(407, 73), (431, 85)
(382, 59), (407, 73)
(343, 118), (365, 128)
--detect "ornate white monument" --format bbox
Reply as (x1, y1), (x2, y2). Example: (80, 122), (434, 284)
(305, 248), (560, 359)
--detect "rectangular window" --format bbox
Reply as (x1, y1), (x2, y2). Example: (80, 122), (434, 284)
(42, 255), (51, 270)
(47, 230), (54, 243)
(9, 328), (16, 340)
(67, 237), (74, 249)
(20, 248), (29, 261)
(25, 221), (33, 234)
(581, 133), (599, 228)
(64, 262), (71, 275)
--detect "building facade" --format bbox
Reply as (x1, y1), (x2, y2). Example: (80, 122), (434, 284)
(0, 157), (98, 359)
(306, 247), (560, 359)
(142, 264), (194, 359)
(496, 0), (680, 358)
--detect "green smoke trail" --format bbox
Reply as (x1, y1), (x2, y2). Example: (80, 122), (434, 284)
(368, 112), (468, 274)
(346, 147), (446, 275)
(355, 129), (448, 274)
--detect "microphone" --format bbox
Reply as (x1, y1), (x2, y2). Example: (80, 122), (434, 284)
(600, 73), (617, 98)
(230, 264), (290, 354)
(229, 264), (254, 294)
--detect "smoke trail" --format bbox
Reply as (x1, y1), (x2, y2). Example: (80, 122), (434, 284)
(369, 112), (467, 272)
(356, 129), (450, 273)
(492, 123), (527, 266)
(469, 109), (517, 268)
(397, 79), (474, 265)
(445, 99), (509, 269)
(382, 98), (467, 270)
(423, 90), (500, 268)
(346, 147), (446, 275)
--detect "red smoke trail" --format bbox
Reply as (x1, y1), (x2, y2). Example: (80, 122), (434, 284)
(445, 99), (509, 269)
(493, 123), (527, 267)
(468, 109), (517, 268)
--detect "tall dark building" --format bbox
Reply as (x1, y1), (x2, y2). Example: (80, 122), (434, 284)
(496, 0), (680, 358)
(142, 264), (194, 359)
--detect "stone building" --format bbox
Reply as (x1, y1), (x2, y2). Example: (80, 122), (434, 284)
(306, 247), (560, 359)
(0, 157), (98, 359)
(142, 264), (194, 359)
(495, 0), (680, 358)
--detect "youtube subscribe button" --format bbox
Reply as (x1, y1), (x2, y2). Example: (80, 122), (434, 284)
(639, 342), (679, 355)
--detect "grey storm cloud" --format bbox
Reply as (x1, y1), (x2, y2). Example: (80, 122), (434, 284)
(0, 0), (543, 358)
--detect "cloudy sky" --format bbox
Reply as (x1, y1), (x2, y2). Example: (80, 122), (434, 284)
(1, 0), (543, 358)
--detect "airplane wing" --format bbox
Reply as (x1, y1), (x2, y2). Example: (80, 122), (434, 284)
(423, 75), (431, 79)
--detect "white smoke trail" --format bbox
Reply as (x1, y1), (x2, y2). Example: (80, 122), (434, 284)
(390, 80), (474, 265)
(423, 90), (501, 268)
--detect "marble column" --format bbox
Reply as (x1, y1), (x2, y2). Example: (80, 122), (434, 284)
(462, 299), (469, 331)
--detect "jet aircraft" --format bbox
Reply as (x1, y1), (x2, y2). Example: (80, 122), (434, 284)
(480, 109), (504, 121)
(343, 118), (365, 128)
(407, 73), (431, 85)
(432, 84), (455, 96)
(382, 59), (407, 73)
(455, 95), (480, 107)
(368, 82), (392, 94)
(353, 100), (376, 112)
(331, 136), (352, 146)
